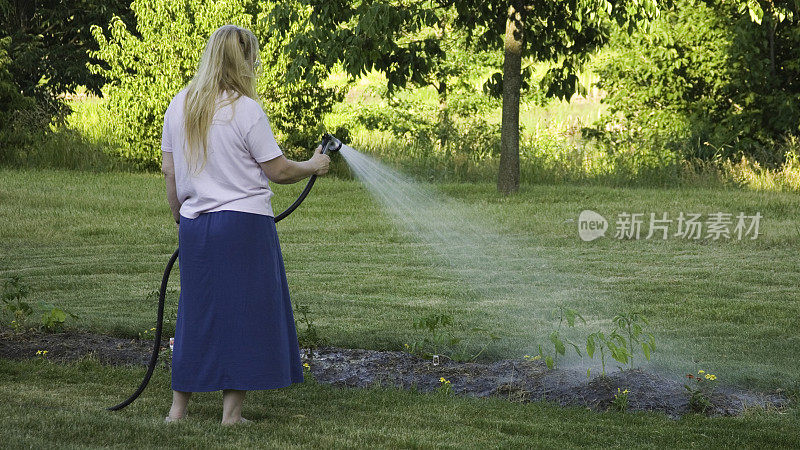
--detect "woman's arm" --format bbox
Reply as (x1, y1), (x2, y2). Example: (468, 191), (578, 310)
(258, 145), (330, 184)
(161, 151), (182, 223)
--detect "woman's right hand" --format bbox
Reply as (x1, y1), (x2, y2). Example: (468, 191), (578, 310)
(309, 145), (331, 176)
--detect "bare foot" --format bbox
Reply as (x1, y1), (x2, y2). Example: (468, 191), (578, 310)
(166, 407), (187, 423)
(165, 414), (186, 423)
(221, 417), (250, 426)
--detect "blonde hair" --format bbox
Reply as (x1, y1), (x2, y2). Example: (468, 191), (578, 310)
(183, 25), (261, 175)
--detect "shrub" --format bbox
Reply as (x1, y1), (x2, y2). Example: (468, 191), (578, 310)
(589, 0), (800, 166)
(89, 0), (340, 171)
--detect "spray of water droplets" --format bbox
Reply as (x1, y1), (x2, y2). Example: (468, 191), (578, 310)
(338, 145), (605, 321)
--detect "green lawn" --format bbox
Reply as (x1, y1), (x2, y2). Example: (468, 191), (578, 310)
(2, 358), (798, 448)
(1, 167), (799, 446)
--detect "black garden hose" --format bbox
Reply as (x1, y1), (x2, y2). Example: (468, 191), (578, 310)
(107, 134), (341, 411)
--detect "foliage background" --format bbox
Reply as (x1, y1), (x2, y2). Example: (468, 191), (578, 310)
(89, 0), (340, 171)
(589, 0), (800, 167)
(0, 0), (798, 189)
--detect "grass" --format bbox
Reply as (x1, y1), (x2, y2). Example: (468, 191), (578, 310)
(321, 68), (800, 189)
(1, 357), (799, 448)
(2, 74), (799, 445)
(1, 167), (799, 387)
(1, 167), (799, 445)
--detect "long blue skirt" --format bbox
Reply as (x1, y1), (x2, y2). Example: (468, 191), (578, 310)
(171, 210), (304, 392)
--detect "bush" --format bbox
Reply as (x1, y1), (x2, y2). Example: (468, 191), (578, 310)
(0, 0), (132, 163)
(0, 36), (39, 165)
(89, 0), (340, 171)
(589, 0), (800, 166)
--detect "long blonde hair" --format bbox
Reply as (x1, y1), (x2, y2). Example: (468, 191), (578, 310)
(183, 25), (261, 175)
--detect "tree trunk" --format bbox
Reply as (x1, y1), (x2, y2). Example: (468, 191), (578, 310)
(498, 3), (523, 194)
(437, 78), (448, 152)
(769, 17), (776, 75)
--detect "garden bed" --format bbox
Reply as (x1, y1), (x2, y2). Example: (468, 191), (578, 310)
(0, 330), (788, 418)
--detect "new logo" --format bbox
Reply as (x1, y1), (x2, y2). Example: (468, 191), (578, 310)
(578, 210), (608, 241)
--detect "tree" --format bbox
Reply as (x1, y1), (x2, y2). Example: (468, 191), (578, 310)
(0, 0), (132, 161)
(592, 0), (800, 165)
(452, 0), (664, 192)
(270, 0), (453, 149)
(0, 0), (132, 119)
(272, 0), (663, 193)
(90, 0), (340, 171)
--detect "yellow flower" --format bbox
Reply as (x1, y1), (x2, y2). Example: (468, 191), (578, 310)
(705, 373), (716, 381)
(698, 370), (705, 374)
(439, 377), (448, 383)
(623, 389), (629, 394)
(303, 363), (310, 369)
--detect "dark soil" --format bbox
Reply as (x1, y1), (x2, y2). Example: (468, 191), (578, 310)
(0, 330), (159, 366)
(0, 330), (789, 419)
(303, 347), (789, 419)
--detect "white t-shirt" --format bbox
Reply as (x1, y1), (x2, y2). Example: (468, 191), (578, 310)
(161, 88), (284, 219)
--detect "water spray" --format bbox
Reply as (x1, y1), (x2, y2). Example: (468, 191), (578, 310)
(107, 134), (341, 411)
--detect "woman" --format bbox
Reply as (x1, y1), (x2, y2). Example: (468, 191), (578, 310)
(160, 24), (330, 425)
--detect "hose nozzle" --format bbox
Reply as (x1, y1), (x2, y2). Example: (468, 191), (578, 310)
(320, 133), (342, 154)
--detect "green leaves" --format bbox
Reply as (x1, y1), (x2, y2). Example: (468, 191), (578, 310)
(538, 306), (586, 369)
(550, 331), (566, 356)
(742, 0), (764, 24)
(89, 0), (341, 167)
(408, 313), (501, 363)
(1, 275), (77, 333)
(273, 0), (446, 93)
(586, 333), (596, 358)
(293, 300), (328, 351)
(39, 304), (67, 332)
(591, 0), (800, 166)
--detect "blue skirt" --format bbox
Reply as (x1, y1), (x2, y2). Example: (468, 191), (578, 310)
(171, 210), (304, 392)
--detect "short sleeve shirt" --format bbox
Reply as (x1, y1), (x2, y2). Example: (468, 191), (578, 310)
(161, 88), (283, 219)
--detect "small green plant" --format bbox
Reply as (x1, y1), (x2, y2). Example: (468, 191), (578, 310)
(157, 344), (172, 370)
(612, 312), (656, 369)
(610, 387), (630, 412)
(39, 301), (77, 332)
(436, 377), (453, 396)
(138, 327), (157, 340)
(538, 306), (585, 369)
(586, 330), (631, 377)
(407, 313), (457, 360)
(293, 301), (327, 356)
(2, 276), (32, 332)
(685, 370), (718, 414)
(586, 312), (656, 377)
(145, 288), (178, 325)
(302, 362), (316, 383)
(2, 276), (77, 333)
(404, 313), (501, 363)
